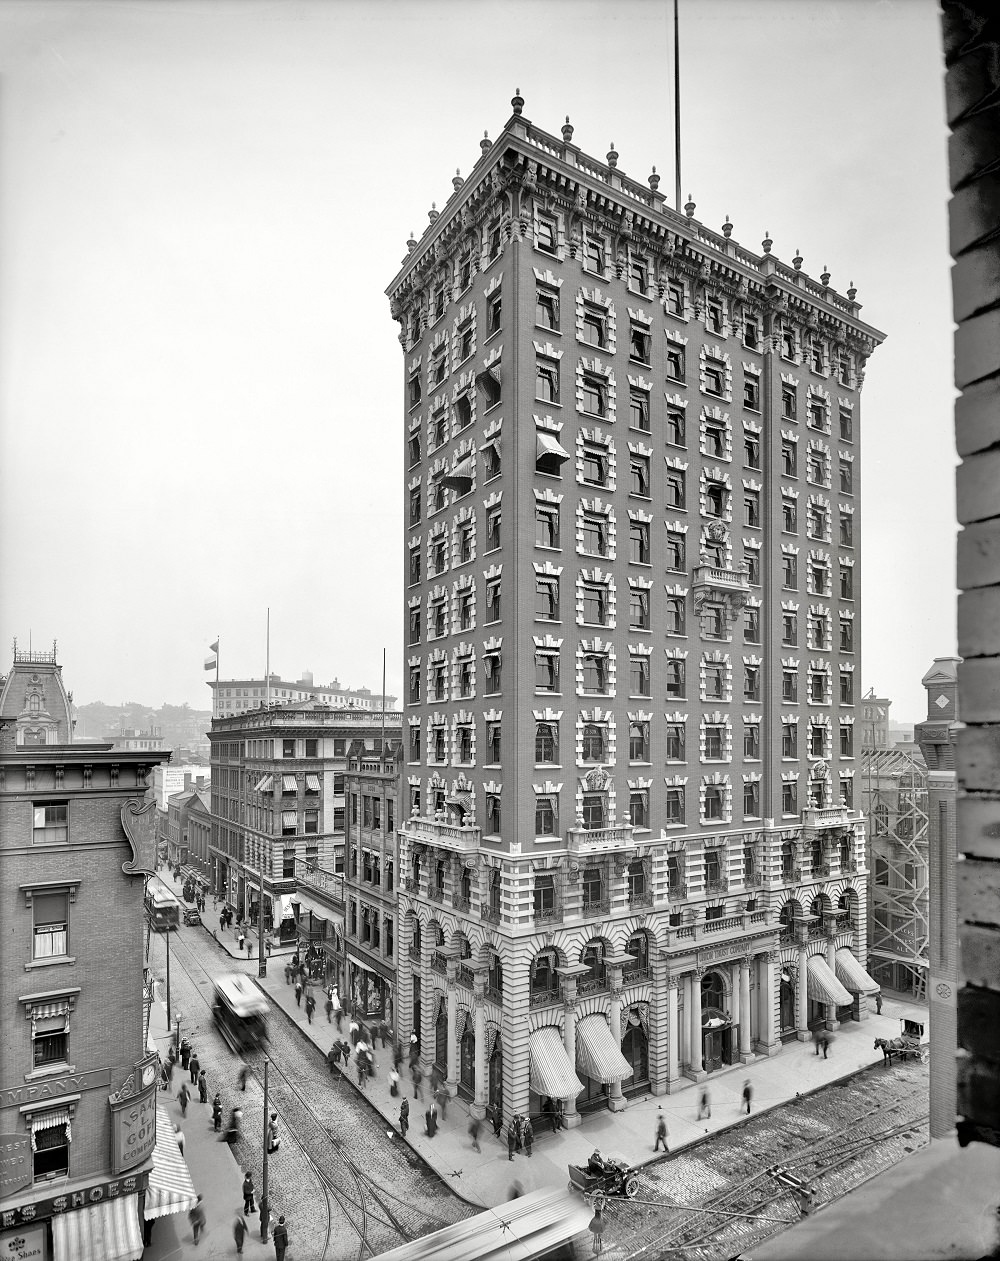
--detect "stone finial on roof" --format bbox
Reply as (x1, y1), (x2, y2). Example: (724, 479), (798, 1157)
(428, 202), (439, 223)
(562, 116), (574, 143)
(607, 143), (619, 169)
(820, 266), (831, 287)
(793, 248), (803, 270)
(762, 231), (773, 254)
(481, 130), (492, 153)
(722, 213), (733, 238)
(511, 88), (524, 115)
(684, 194), (695, 218)
(407, 233), (417, 253)
(452, 168), (464, 192)
(847, 281), (857, 301)
(649, 167), (661, 192)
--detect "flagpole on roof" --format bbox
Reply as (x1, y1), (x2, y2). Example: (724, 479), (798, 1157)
(673, 0), (682, 213)
(216, 634), (220, 687)
(380, 647), (386, 763)
(266, 609), (271, 707)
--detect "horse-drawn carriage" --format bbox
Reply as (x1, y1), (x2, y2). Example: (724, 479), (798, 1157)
(569, 1151), (640, 1199)
(874, 1035), (928, 1065)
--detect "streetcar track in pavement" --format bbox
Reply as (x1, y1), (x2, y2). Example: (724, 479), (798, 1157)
(160, 926), (469, 1258)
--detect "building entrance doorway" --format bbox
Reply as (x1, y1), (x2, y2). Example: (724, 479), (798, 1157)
(621, 1025), (649, 1097)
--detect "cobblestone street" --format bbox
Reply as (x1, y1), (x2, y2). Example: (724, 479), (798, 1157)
(590, 1058), (929, 1260)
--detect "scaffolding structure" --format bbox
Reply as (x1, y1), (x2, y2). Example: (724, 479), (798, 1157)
(862, 748), (930, 1000)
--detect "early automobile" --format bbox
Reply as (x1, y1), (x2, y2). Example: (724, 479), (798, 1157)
(183, 906), (202, 926)
(568, 1150), (640, 1199)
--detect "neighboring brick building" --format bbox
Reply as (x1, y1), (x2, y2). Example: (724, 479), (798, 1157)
(0, 645), (174, 1259)
(208, 700), (402, 944)
(343, 737), (404, 1027)
(386, 97), (884, 1129)
(163, 775), (209, 881)
(208, 671), (396, 720)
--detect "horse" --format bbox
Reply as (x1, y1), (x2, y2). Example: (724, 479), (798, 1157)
(874, 1036), (904, 1065)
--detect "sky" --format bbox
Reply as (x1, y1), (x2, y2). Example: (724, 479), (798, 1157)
(0, 0), (955, 722)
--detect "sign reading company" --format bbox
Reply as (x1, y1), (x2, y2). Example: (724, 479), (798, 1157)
(109, 1056), (159, 1174)
(0, 1134), (32, 1199)
(0, 1068), (111, 1112)
(0, 1174), (142, 1230)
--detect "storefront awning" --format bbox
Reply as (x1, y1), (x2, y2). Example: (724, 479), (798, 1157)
(835, 948), (880, 994)
(807, 954), (854, 1007)
(575, 1014), (633, 1083)
(145, 1103), (198, 1220)
(52, 1194), (143, 1261)
(529, 1026), (584, 1099)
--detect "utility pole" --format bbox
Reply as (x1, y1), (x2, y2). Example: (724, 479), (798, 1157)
(165, 918), (172, 1029)
(259, 865), (267, 978)
(260, 1056), (270, 1243)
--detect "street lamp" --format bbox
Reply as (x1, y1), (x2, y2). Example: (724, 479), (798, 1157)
(260, 1056), (270, 1243)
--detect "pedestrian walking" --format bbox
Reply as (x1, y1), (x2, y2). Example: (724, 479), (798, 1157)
(284, 962), (292, 985)
(812, 1029), (822, 1055)
(224, 1107), (242, 1146)
(174, 1123), (185, 1155)
(654, 1108), (669, 1152)
(180, 1038), (191, 1070)
(412, 1065), (424, 1100)
(267, 1112), (280, 1154)
(696, 1087), (711, 1120)
(238, 1062), (249, 1092)
(294, 981), (303, 1008)
(325, 994), (334, 1023)
(507, 1121), (517, 1161)
(189, 1050), (200, 1084)
(242, 1171), (256, 1215)
(233, 1215), (248, 1256)
(821, 1034), (831, 1059)
(554, 1098), (565, 1131)
(388, 1066), (400, 1097)
(238, 929), (245, 951)
(188, 1195), (206, 1246)
(177, 1083), (190, 1117)
(875, 990), (883, 1015)
(349, 1018), (360, 1046)
(514, 1113), (524, 1152)
(523, 1117), (534, 1157)
(378, 1020), (390, 1049)
(425, 1103), (438, 1138)
(435, 1083), (449, 1120)
(742, 1080), (753, 1114)
(163, 1056), (174, 1087)
(469, 1117), (482, 1152)
(167, 1042), (177, 1069)
(393, 1041), (404, 1072)
(327, 1044), (339, 1075)
(246, 938), (253, 958)
(399, 1098), (409, 1137)
(305, 993), (316, 1024)
(212, 1094), (222, 1132)
(272, 1214), (289, 1261)
(197, 1069), (208, 1103)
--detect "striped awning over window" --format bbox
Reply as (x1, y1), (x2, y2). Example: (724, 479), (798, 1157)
(575, 1014), (633, 1084)
(52, 1194), (143, 1261)
(807, 954), (854, 1007)
(281, 812), (297, 829)
(306, 774), (321, 792)
(835, 948), (880, 994)
(282, 775), (297, 792)
(536, 431), (570, 464)
(442, 457), (474, 492)
(29, 998), (71, 1031)
(529, 1026), (583, 1099)
(29, 1107), (71, 1151)
(255, 775), (273, 793)
(145, 1103), (198, 1220)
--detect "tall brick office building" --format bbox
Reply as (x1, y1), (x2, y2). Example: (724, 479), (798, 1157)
(0, 645), (170, 1260)
(386, 97), (884, 1129)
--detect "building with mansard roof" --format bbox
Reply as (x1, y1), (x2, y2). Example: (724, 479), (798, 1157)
(386, 94), (884, 1129)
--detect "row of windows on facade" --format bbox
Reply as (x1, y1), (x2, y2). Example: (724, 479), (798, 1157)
(407, 774), (852, 837)
(406, 714), (857, 767)
(412, 285), (849, 418)
(410, 593), (854, 658)
(407, 228), (858, 391)
(241, 840), (321, 878)
(407, 835), (855, 930)
(407, 654), (856, 706)
(348, 900), (394, 956)
(349, 792), (396, 833)
(215, 738), (351, 760)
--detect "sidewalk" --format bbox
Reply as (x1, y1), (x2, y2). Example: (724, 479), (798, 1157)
(143, 993), (272, 1260)
(253, 966), (925, 1210)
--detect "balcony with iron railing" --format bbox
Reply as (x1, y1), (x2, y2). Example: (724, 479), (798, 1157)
(623, 966), (651, 984)
(486, 984), (503, 1006)
(452, 896), (472, 914)
(428, 886), (445, 903)
(458, 964), (476, 989)
(781, 866), (803, 885)
(566, 821), (636, 856)
(481, 904), (502, 924)
(705, 876), (730, 895)
(530, 987), (560, 1008)
(667, 881), (689, 902)
(295, 861), (345, 912)
(401, 814), (481, 854)
(408, 944), (421, 963)
(627, 890), (654, 908)
(533, 905), (564, 926)
(578, 975), (609, 996)
(582, 898), (611, 919)
(430, 951), (448, 975)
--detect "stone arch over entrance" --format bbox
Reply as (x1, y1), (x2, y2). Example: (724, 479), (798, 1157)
(701, 969), (734, 1072)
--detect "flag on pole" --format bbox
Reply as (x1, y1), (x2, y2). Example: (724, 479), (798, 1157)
(204, 640), (219, 671)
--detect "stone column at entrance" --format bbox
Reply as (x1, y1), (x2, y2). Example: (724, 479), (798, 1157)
(558, 965), (589, 1130)
(471, 974), (487, 1122)
(796, 933), (810, 1041)
(445, 958), (459, 1095)
(758, 950), (780, 1054)
(689, 969), (705, 1076)
(738, 956), (754, 1063)
(825, 915), (841, 1032)
(666, 978), (680, 1090)
(607, 966), (626, 1112)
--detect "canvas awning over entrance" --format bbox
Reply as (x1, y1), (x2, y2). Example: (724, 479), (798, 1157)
(144, 1102), (198, 1220)
(575, 1014), (633, 1083)
(528, 1026), (583, 1099)
(51, 1195), (143, 1261)
(835, 948), (880, 994)
(807, 954), (854, 1007)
